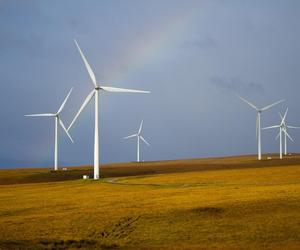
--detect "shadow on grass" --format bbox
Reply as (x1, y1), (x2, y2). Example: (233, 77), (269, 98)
(2, 154), (300, 185)
(0, 238), (117, 250)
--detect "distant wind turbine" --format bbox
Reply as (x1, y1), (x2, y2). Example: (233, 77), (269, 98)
(68, 40), (150, 179)
(124, 120), (150, 162)
(238, 95), (285, 160)
(262, 109), (290, 159)
(276, 109), (300, 155)
(25, 88), (74, 170)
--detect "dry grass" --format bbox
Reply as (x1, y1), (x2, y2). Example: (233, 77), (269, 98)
(0, 154), (300, 249)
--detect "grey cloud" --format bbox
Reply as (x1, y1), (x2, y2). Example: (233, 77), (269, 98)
(1, 1), (299, 168)
(0, 2), (45, 58)
(210, 76), (265, 95)
(181, 37), (217, 50)
(0, 32), (46, 57)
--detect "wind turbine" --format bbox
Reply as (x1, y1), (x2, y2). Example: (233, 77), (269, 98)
(68, 40), (150, 179)
(276, 109), (300, 155)
(262, 109), (290, 159)
(124, 120), (150, 162)
(238, 95), (285, 160)
(25, 88), (74, 170)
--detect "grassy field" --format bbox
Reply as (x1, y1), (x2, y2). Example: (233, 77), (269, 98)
(0, 154), (300, 249)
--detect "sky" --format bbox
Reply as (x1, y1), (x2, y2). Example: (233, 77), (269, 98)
(0, 0), (300, 168)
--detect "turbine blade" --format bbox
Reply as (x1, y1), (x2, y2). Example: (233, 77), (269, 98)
(284, 129), (294, 142)
(281, 108), (288, 125)
(237, 95), (258, 110)
(68, 90), (95, 131)
(279, 112), (286, 126)
(275, 131), (280, 140)
(140, 136), (150, 146)
(124, 134), (137, 139)
(138, 120), (143, 134)
(57, 87), (73, 114)
(287, 125), (300, 129)
(262, 125), (280, 130)
(25, 113), (55, 117)
(261, 99), (285, 111)
(74, 39), (97, 87)
(59, 118), (74, 143)
(279, 113), (283, 120)
(101, 86), (150, 94)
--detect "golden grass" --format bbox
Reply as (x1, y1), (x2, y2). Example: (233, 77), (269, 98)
(0, 155), (300, 249)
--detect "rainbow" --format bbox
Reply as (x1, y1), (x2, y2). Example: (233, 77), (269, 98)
(39, 3), (201, 166)
(107, 4), (201, 83)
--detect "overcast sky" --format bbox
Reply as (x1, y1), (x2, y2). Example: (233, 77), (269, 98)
(0, 0), (300, 168)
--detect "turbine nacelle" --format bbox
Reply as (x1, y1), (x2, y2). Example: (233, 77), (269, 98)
(238, 95), (285, 160)
(263, 107), (299, 158)
(25, 87), (74, 170)
(275, 108), (300, 143)
(124, 120), (150, 162)
(25, 87), (74, 143)
(70, 39), (150, 178)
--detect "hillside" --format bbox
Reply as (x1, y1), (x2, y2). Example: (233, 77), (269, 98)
(1, 154), (300, 185)
(0, 154), (300, 249)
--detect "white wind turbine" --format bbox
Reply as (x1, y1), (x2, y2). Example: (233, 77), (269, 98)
(276, 109), (300, 155)
(238, 96), (285, 160)
(124, 120), (150, 162)
(262, 109), (290, 159)
(68, 40), (150, 179)
(25, 88), (74, 170)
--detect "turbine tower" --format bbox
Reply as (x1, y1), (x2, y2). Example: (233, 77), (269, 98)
(25, 88), (74, 170)
(238, 96), (285, 160)
(124, 120), (150, 162)
(277, 109), (300, 155)
(262, 109), (290, 159)
(68, 40), (150, 179)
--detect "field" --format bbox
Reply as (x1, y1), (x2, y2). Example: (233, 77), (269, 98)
(0, 154), (300, 249)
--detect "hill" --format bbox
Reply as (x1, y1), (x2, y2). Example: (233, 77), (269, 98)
(1, 154), (300, 185)
(0, 154), (300, 249)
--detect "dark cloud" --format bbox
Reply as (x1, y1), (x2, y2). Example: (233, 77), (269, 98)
(0, 1), (299, 168)
(0, 1), (46, 58)
(181, 37), (217, 50)
(0, 32), (46, 57)
(210, 76), (265, 95)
